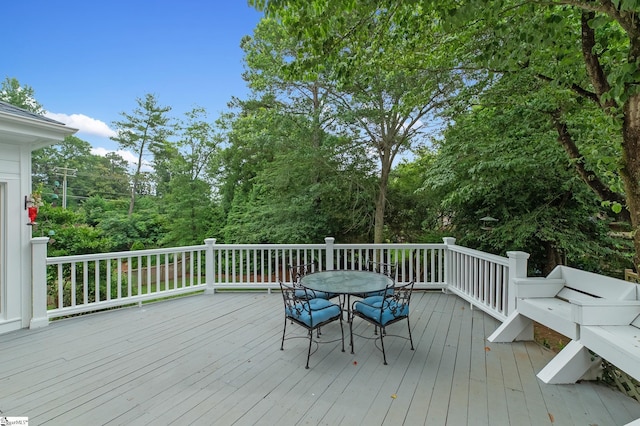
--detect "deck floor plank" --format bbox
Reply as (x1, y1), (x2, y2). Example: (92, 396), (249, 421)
(467, 307), (491, 426)
(512, 341), (552, 425)
(445, 299), (474, 426)
(484, 312), (515, 426)
(381, 291), (440, 425)
(404, 291), (458, 425)
(426, 294), (466, 424)
(1, 291), (639, 425)
(525, 342), (575, 425)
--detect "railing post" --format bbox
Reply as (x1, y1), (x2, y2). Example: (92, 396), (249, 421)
(506, 251), (530, 315)
(325, 237), (335, 270)
(30, 237), (50, 329)
(204, 238), (216, 295)
(443, 237), (456, 290)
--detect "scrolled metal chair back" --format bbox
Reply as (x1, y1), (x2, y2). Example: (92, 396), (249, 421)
(280, 281), (311, 317)
(367, 260), (397, 280)
(385, 281), (413, 317)
(289, 262), (317, 284)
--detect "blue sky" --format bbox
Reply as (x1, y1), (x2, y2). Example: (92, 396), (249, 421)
(2, 1), (263, 162)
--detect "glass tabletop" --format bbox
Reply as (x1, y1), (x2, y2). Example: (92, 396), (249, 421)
(300, 270), (393, 294)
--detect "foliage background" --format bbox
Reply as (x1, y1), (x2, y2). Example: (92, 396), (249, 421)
(3, 0), (638, 278)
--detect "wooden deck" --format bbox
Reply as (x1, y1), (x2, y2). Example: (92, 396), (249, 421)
(1, 291), (639, 426)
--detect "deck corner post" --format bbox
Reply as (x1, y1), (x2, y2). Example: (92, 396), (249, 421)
(442, 237), (456, 289)
(325, 237), (335, 270)
(506, 251), (530, 315)
(30, 237), (50, 329)
(204, 238), (217, 295)
(442, 237), (456, 246)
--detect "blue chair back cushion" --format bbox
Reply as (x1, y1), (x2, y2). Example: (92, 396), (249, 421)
(287, 299), (341, 328)
(294, 289), (334, 300)
(362, 287), (394, 298)
(354, 299), (409, 326)
(360, 295), (384, 304)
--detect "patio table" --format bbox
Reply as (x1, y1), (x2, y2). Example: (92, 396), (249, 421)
(300, 270), (394, 320)
(301, 270), (392, 295)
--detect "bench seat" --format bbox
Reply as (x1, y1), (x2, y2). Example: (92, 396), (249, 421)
(518, 296), (640, 339)
(580, 316), (640, 382)
(518, 296), (576, 338)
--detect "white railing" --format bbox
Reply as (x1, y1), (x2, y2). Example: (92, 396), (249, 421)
(447, 244), (509, 317)
(44, 244), (208, 319)
(207, 238), (448, 289)
(208, 240), (327, 289)
(30, 236), (529, 328)
(331, 241), (446, 287)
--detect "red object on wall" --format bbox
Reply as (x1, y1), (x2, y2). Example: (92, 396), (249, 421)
(28, 206), (38, 224)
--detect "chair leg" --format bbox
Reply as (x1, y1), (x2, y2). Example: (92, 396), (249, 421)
(349, 316), (355, 354)
(281, 319), (287, 350)
(380, 328), (388, 365)
(340, 317), (345, 352)
(306, 330), (313, 369)
(407, 318), (414, 350)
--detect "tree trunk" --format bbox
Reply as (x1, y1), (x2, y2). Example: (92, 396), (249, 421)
(619, 26), (640, 270)
(128, 184), (136, 216)
(374, 147), (393, 243)
(128, 144), (146, 217)
(621, 92), (640, 269)
(549, 110), (631, 222)
(543, 241), (563, 275)
(578, 10), (640, 268)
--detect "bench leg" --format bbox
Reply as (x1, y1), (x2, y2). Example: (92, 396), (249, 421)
(536, 340), (601, 384)
(487, 311), (534, 343)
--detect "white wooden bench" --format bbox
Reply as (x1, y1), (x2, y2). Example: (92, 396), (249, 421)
(488, 265), (640, 384)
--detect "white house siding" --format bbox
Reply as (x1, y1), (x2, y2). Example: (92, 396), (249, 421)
(0, 102), (76, 333)
(0, 145), (28, 332)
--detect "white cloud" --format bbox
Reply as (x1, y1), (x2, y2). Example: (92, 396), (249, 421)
(45, 112), (117, 138)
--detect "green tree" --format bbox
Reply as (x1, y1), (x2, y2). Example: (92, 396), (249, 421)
(111, 93), (173, 216)
(32, 136), (93, 208)
(386, 150), (444, 243)
(96, 197), (165, 251)
(335, 67), (450, 243)
(219, 19), (378, 242)
(32, 135), (132, 208)
(253, 0), (640, 268)
(217, 95), (377, 243)
(35, 203), (114, 256)
(87, 153), (132, 201)
(161, 107), (220, 246)
(241, 18), (339, 150)
(0, 77), (44, 113)
(243, 12), (457, 242)
(425, 95), (628, 275)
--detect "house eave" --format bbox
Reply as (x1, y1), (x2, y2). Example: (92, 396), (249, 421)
(0, 110), (78, 151)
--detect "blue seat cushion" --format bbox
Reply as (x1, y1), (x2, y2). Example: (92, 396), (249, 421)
(354, 299), (408, 326)
(287, 300), (341, 328)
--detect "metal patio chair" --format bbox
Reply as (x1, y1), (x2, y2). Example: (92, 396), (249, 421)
(349, 281), (415, 365)
(279, 281), (345, 368)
